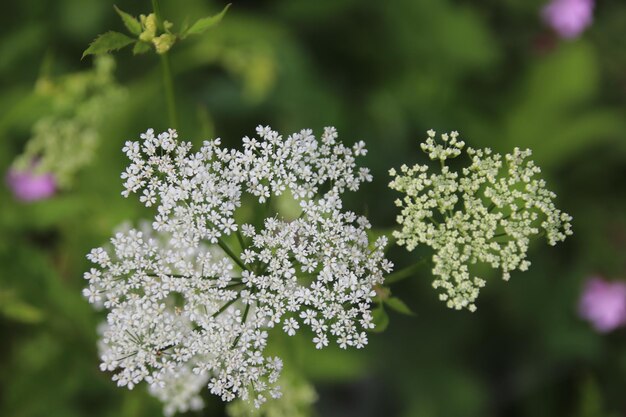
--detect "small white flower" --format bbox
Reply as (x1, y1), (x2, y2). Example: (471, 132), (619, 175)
(282, 318), (299, 336)
(84, 126), (390, 413)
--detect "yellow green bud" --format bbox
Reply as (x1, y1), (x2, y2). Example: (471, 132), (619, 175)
(139, 13), (157, 42)
(152, 33), (176, 54)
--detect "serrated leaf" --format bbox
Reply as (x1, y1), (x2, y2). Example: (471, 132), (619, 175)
(385, 297), (415, 316)
(133, 41), (152, 55)
(183, 3), (231, 38)
(82, 31), (135, 59)
(114, 5), (142, 36)
(371, 304), (389, 332)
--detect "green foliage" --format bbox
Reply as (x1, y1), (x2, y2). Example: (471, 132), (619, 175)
(114, 5), (142, 36)
(82, 31), (135, 59)
(501, 42), (625, 167)
(181, 3), (231, 38)
(132, 40), (151, 55)
(385, 297), (415, 316)
(12, 55), (124, 188)
(371, 304), (389, 332)
(84, 3), (231, 58)
(0, 291), (43, 323)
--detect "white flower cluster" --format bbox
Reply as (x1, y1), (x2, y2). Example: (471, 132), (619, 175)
(389, 130), (572, 312)
(84, 126), (392, 414)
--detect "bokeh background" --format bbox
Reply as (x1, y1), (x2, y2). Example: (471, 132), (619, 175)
(1, 0), (625, 416)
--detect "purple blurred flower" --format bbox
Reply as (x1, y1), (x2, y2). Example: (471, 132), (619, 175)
(541, 0), (594, 39)
(5, 165), (56, 202)
(579, 277), (626, 333)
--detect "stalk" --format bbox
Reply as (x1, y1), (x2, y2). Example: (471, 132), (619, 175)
(160, 53), (178, 129)
(231, 302), (251, 348)
(384, 258), (429, 284)
(217, 238), (249, 272)
(151, 0), (178, 129)
(211, 296), (240, 318)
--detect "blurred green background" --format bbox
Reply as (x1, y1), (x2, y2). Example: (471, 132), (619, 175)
(1, 0), (625, 416)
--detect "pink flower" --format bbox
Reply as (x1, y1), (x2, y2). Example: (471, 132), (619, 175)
(541, 0), (594, 39)
(578, 277), (626, 333)
(5, 165), (56, 202)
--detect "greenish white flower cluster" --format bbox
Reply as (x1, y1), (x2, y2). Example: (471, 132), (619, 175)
(13, 56), (123, 188)
(389, 130), (573, 311)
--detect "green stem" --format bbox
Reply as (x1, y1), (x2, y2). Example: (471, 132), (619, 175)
(151, 0), (163, 23)
(151, 0), (178, 129)
(147, 273), (242, 281)
(231, 302), (251, 348)
(223, 283), (245, 290)
(217, 238), (249, 271)
(160, 53), (178, 129)
(212, 296), (240, 318)
(385, 258), (429, 284)
(264, 195), (272, 213)
(236, 229), (246, 251)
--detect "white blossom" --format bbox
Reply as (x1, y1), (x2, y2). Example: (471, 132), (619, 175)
(84, 126), (392, 414)
(389, 130), (572, 312)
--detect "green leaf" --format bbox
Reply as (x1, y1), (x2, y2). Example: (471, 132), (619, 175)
(179, 17), (190, 36)
(183, 3), (231, 38)
(385, 297), (415, 316)
(82, 31), (135, 59)
(133, 41), (152, 55)
(114, 5), (142, 36)
(0, 293), (43, 324)
(371, 304), (389, 332)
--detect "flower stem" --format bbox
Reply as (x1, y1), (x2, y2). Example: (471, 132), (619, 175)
(212, 296), (240, 318)
(385, 258), (429, 284)
(160, 53), (178, 129)
(236, 229), (246, 251)
(223, 281), (245, 289)
(265, 195), (272, 212)
(151, 0), (178, 129)
(151, 0), (163, 22)
(217, 238), (249, 272)
(231, 302), (251, 348)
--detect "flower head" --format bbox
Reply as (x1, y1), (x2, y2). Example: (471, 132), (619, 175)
(579, 277), (626, 333)
(84, 127), (391, 413)
(6, 163), (56, 202)
(389, 130), (572, 311)
(541, 0), (594, 39)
